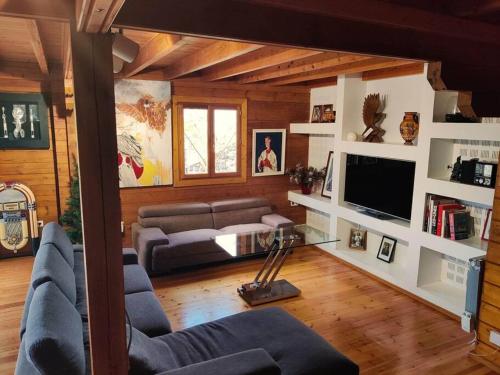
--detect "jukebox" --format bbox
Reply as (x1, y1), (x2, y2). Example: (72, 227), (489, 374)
(0, 182), (39, 258)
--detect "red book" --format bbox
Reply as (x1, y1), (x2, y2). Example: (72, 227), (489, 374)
(437, 203), (463, 236)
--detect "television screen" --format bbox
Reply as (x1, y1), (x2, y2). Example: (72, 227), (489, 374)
(344, 154), (416, 221)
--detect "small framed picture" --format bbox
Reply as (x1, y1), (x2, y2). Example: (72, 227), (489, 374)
(321, 151), (334, 198)
(377, 236), (396, 263)
(311, 105), (322, 123)
(252, 129), (286, 177)
(349, 228), (367, 250)
(482, 208), (492, 241)
(321, 105), (335, 123)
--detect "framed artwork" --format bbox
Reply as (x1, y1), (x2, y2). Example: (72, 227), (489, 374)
(321, 151), (334, 198)
(115, 79), (173, 188)
(252, 129), (286, 176)
(377, 236), (397, 263)
(349, 228), (367, 250)
(482, 208), (492, 240)
(321, 105), (336, 123)
(311, 105), (322, 123)
(0, 93), (49, 149)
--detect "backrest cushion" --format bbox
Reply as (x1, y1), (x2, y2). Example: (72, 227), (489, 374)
(15, 340), (40, 375)
(40, 222), (75, 269)
(139, 202), (210, 218)
(24, 282), (85, 375)
(31, 244), (77, 304)
(19, 286), (34, 340)
(209, 199), (271, 230)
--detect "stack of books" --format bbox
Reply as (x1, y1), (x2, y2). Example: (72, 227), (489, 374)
(423, 195), (471, 240)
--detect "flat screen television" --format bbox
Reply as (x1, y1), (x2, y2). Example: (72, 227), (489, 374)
(344, 154), (416, 221)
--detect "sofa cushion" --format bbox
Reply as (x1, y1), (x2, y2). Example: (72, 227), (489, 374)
(261, 214), (294, 229)
(31, 244), (77, 304)
(157, 307), (358, 375)
(40, 222), (75, 268)
(166, 229), (221, 248)
(212, 206), (272, 229)
(15, 340), (40, 375)
(139, 202), (211, 218)
(24, 282), (85, 375)
(210, 197), (270, 213)
(125, 291), (172, 336)
(220, 223), (273, 235)
(124, 264), (153, 294)
(123, 247), (139, 265)
(19, 286), (34, 340)
(74, 251), (88, 316)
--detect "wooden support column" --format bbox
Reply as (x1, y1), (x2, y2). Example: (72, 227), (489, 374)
(70, 26), (127, 375)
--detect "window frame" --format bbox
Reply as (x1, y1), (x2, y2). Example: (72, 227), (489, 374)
(173, 96), (247, 187)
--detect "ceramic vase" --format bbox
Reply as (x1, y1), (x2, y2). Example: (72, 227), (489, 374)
(400, 112), (419, 145)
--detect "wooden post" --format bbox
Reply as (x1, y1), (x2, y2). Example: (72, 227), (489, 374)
(70, 25), (128, 374)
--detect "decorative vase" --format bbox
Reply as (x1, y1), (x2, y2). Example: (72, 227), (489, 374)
(399, 112), (419, 145)
(300, 184), (312, 195)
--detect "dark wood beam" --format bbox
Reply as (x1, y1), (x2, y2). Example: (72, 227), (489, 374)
(163, 41), (263, 80)
(0, 0), (72, 21)
(202, 47), (322, 81)
(25, 19), (49, 75)
(70, 26), (127, 375)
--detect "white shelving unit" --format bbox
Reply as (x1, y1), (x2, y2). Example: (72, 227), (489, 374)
(289, 65), (499, 317)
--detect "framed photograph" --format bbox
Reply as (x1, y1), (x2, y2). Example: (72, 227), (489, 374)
(482, 208), (492, 241)
(321, 105), (336, 123)
(321, 151), (334, 198)
(311, 105), (322, 123)
(377, 236), (396, 263)
(115, 79), (173, 188)
(0, 93), (49, 149)
(252, 129), (286, 176)
(349, 228), (367, 250)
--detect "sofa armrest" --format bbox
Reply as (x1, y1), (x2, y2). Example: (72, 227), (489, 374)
(156, 349), (281, 375)
(132, 224), (169, 273)
(123, 248), (138, 265)
(261, 214), (294, 229)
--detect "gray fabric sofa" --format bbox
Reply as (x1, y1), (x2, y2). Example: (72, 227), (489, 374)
(16, 223), (359, 375)
(132, 197), (294, 275)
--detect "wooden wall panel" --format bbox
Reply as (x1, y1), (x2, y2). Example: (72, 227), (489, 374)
(476, 154), (500, 370)
(119, 79), (310, 246)
(0, 74), (70, 229)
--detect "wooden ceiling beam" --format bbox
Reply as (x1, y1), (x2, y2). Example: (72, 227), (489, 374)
(238, 52), (372, 84)
(76, 0), (126, 33)
(362, 62), (424, 81)
(0, 61), (46, 81)
(0, 0), (72, 21)
(120, 33), (186, 78)
(268, 58), (414, 85)
(25, 19), (49, 75)
(202, 47), (322, 81)
(163, 41), (263, 80)
(62, 24), (73, 80)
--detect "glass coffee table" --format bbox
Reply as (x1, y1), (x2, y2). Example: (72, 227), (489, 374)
(213, 224), (339, 306)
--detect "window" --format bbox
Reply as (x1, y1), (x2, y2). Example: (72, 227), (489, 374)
(173, 96), (247, 186)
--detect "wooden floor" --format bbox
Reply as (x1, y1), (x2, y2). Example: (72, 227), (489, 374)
(0, 247), (496, 374)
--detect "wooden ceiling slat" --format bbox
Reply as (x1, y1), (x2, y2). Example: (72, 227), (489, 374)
(0, 61), (46, 81)
(238, 52), (372, 84)
(268, 58), (415, 85)
(121, 33), (186, 78)
(163, 41), (264, 80)
(202, 47), (322, 81)
(62, 23), (72, 79)
(25, 19), (49, 75)
(0, 0), (71, 22)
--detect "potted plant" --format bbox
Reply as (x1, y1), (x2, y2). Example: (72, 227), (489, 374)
(286, 163), (326, 195)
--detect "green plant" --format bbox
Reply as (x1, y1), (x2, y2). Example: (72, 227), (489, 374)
(285, 163), (326, 189)
(60, 156), (82, 244)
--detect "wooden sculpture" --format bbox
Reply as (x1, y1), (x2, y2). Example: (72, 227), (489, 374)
(362, 93), (386, 143)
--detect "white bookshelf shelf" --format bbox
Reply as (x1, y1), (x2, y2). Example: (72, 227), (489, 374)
(417, 282), (465, 316)
(424, 178), (495, 207)
(288, 191), (331, 215)
(431, 122), (500, 141)
(290, 123), (336, 135)
(418, 231), (487, 262)
(339, 141), (419, 161)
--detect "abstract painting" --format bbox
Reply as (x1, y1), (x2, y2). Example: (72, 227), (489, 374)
(115, 80), (172, 187)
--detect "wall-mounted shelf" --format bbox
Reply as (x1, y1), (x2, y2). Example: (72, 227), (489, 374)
(417, 282), (465, 316)
(418, 231), (487, 261)
(288, 190), (331, 215)
(424, 178), (495, 207)
(431, 123), (500, 141)
(339, 141), (419, 161)
(290, 123), (336, 135)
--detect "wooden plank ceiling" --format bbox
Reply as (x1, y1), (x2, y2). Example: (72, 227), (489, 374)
(0, 16), (421, 85)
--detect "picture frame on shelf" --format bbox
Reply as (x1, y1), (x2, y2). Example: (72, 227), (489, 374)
(376, 236), (396, 263)
(321, 105), (336, 123)
(482, 208), (492, 241)
(321, 151), (334, 198)
(311, 105), (322, 123)
(349, 228), (367, 250)
(252, 129), (286, 177)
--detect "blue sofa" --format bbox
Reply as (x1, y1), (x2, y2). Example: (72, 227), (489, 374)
(16, 223), (358, 375)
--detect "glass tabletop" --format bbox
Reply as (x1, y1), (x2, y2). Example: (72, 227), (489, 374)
(213, 224), (339, 258)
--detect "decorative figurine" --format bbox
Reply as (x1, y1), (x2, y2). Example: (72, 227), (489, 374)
(362, 93), (386, 143)
(12, 105), (25, 139)
(29, 107), (35, 138)
(450, 156), (462, 181)
(399, 112), (419, 145)
(2, 107), (7, 138)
